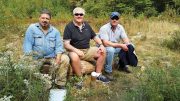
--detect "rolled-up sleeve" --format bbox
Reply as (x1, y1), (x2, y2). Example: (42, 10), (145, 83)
(99, 27), (109, 40)
(55, 31), (64, 54)
(120, 26), (128, 39)
(23, 25), (33, 55)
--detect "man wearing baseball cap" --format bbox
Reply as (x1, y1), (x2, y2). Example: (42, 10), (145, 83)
(99, 12), (138, 80)
(63, 7), (110, 89)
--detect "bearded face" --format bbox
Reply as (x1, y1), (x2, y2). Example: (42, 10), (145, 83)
(39, 14), (50, 28)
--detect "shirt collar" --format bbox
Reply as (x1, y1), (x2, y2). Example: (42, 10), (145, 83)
(73, 21), (85, 32)
(73, 21), (85, 28)
(108, 22), (121, 30)
(35, 23), (53, 33)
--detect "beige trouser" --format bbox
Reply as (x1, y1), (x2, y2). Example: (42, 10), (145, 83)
(33, 54), (70, 86)
(80, 47), (99, 62)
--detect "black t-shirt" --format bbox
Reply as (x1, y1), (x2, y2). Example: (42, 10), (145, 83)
(63, 21), (96, 49)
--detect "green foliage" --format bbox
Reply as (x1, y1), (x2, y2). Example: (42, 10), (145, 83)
(82, 0), (111, 18)
(0, 53), (49, 101)
(0, 0), (72, 38)
(82, 0), (159, 18)
(144, 7), (158, 17)
(0, 0), (179, 19)
(0, 0), (71, 18)
(163, 31), (180, 51)
(124, 66), (180, 101)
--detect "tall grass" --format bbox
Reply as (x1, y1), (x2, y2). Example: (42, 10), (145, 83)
(163, 31), (180, 52)
(124, 66), (180, 101)
(122, 16), (179, 36)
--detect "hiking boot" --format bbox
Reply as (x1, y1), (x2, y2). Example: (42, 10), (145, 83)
(105, 72), (114, 81)
(75, 80), (83, 90)
(96, 75), (110, 83)
(119, 66), (131, 73)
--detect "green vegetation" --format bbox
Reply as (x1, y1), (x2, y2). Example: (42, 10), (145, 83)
(0, 0), (179, 18)
(0, 0), (180, 101)
(124, 66), (180, 101)
(0, 53), (49, 101)
(163, 31), (180, 51)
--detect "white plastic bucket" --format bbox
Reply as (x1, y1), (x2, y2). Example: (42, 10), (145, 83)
(49, 89), (67, 101)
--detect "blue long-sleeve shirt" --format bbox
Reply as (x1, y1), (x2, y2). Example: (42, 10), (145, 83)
(23, 23), (64, 59)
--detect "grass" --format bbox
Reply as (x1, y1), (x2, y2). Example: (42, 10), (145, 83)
(0, 53), (49, 101)
(0, 14), (180, 101)
(163, 31), (180, 52)
(124, 66), (180, 101)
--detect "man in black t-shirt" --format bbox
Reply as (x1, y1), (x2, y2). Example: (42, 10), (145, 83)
(63, 7), (110, 89)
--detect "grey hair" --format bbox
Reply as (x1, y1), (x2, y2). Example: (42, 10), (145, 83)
(40, 9), (51, 19)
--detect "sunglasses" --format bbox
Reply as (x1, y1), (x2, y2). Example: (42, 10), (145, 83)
(111, 16), (119, 20)
(74, 13), (84, 16)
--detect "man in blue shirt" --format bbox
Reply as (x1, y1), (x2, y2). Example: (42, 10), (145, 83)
(99, 12), (138, 80)
(23, 9), (69, 89)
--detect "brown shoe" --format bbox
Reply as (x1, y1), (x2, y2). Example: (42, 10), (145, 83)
(124, 67), (131, 73)
(119, 66), (131, 73)
(105, 72), (114, 81)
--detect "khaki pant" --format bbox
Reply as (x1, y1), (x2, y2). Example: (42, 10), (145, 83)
(31, 54), (70, 86)
(80, 47), (99, 62)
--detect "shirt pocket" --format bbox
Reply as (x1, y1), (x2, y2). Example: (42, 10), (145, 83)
(33, 34), (43, 46)
(49, 37), (56, 48)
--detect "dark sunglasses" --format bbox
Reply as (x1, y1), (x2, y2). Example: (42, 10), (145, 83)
(74, 13), (84, 16)
(111, 16), (119, 20)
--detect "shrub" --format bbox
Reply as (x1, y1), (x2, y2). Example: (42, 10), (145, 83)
(124, 66), (180, 101)
(163, 31), (180, 51)
(0, 53), (49, 101)
(144, 7), (158, 18)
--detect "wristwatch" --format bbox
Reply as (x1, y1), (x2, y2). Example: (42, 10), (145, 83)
(97, 43), (103, 47)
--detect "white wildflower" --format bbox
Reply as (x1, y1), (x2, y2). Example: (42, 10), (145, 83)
(23, 79), (29, 87)
(0, 95), (13, 101)
(42, 74), (52, 80)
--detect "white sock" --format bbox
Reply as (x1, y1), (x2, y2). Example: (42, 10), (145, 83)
(96, 72), (101, 77)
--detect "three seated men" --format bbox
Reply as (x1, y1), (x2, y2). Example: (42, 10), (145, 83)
(23, 8), (137, 90)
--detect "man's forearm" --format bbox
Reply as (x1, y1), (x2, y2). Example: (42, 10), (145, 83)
(102, 39), (130, 48)
(93, 36), (103, 45)
(102, 39), (120, 48)
(64, 43), (79, 52)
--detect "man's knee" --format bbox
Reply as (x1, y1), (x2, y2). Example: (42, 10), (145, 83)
(106, 47), (115, 54)
(61, 54), (70, 65)
(69, 52), (80, 62)
(57, 54), (70, 71)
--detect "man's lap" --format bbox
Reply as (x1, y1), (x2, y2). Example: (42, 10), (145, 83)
(68, 47), (98, 62)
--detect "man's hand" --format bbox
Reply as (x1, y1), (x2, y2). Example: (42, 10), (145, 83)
(55, 54), (62, 65)
(120, 44), (128, 51)
(75, 49), (84, 58)
(98, 45), (106, 54)
(55, 58), (61, 65)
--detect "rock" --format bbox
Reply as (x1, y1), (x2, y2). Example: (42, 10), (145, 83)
(69, 60), (95, 75)
(40, 60), (95, 75)
(80, 61), (95, 74)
